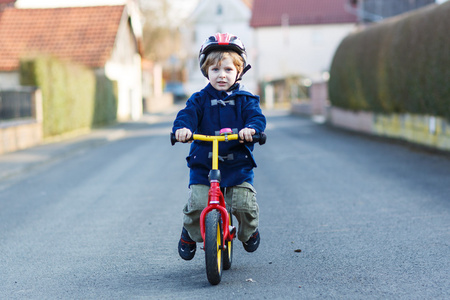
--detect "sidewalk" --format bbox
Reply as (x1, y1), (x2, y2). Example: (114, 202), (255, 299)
(0, 124), (128, 183)
(0, 104), (184, 183)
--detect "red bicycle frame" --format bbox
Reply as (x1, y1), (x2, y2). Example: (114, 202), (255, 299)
(199, 180), (234, 245)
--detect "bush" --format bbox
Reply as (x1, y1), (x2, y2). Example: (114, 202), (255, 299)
(329, 2), (450, 120)
(93, 74), (118, 126)
(20, 55), (118, 137)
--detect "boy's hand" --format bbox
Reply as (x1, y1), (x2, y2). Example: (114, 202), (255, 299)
(175, 128), (192, 143)
(239, 128), (256, 143)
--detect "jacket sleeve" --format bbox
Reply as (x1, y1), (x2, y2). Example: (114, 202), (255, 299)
(172, 93), (203, 133)
(242, 95), (266, 133)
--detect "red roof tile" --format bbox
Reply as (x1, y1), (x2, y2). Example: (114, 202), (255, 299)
(250, 0), (357, 27)
(0, 5), (125, 71)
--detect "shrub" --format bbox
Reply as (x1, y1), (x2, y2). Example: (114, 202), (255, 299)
(329, 2), (450, 120)
(20, 55), (118, 137)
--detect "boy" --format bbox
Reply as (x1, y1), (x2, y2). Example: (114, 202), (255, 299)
(172, 33), (266, 260)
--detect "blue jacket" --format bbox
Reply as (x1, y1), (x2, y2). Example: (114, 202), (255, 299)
(172, 83), (266, 187)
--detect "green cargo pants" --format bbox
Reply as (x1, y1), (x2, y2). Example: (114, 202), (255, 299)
(182, 182), (259, 243)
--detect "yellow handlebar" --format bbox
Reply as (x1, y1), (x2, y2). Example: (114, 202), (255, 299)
(192, 134), (238, 170)
(192, 133), (239, 142)
(171, 131), (266, 171)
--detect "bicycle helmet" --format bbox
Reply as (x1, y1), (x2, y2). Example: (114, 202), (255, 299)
(198, 33), (249, 78)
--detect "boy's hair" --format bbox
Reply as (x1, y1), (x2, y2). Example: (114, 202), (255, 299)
(201, 51), (244, 78)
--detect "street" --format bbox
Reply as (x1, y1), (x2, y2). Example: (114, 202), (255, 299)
(1, 108), (449, 299)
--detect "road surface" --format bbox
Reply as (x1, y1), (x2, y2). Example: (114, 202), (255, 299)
(1, 109), (449, 299)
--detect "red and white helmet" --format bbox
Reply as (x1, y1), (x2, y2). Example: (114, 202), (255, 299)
(198, 33), (248, 77)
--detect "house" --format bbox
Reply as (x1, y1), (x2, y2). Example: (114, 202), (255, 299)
(249, 0), (358, 110)
(183, 0), (257, 95)
(0, 1), (143, 121)
(250, 0), (357, 84)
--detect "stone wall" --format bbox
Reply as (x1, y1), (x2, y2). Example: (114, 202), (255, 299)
(0, 89), (43, 155)
(329, 107), (450, 152)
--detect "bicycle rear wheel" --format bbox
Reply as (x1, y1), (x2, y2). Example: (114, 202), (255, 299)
(204, 210), (223, 285)
(223, 212), (233, 270)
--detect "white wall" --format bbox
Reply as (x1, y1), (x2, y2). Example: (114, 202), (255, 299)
(0, 72), (20, 89)
(105, 11), (142, 121)
(254, 23), (356, 83)
(185, 0), (257, 95)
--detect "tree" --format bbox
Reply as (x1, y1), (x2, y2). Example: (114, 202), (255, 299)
(140, 0), (182, 63)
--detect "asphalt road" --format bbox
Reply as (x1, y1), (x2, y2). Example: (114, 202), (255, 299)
(0, 108), (449, 299)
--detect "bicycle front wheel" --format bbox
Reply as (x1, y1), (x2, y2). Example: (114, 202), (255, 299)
(204, 210), (223, 285)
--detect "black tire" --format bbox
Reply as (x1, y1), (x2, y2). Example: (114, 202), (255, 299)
(204, 210), (223, 285)
(223, 213), (233, 270)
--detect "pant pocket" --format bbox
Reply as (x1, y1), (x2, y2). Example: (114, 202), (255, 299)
(228, 182), (259, 242)
(182, 184), (209, 242)
(231, 182), (257, 212)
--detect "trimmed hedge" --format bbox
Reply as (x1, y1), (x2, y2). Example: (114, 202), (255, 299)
(20, 56), (118, 138)
(94, 73), (118, 126)
(329, 2), (450, 120)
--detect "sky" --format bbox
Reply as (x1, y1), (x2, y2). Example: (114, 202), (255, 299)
(15, 0), (199, 10)
(15, 0), (200, 23)
(15, 0), (126, 7)
(14, 0), (447, 21)
(15, 0), (447, 10)
(139, 0), (199, 22)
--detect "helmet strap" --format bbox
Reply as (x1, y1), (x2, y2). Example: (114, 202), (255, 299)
(227, 64), (251, 92)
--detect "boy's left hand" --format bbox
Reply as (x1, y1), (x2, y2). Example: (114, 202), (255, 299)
(239, 128), (256, 143)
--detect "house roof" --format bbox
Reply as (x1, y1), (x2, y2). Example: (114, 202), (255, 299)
(250, 0), (357, 27)
(0, 5), (125, 71)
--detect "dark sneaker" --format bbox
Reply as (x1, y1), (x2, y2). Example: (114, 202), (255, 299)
(243, 229), (260, 252)
(178, 228), (196, 260)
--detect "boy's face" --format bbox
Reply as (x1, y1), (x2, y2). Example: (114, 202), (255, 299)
(207, 57), (239, 91)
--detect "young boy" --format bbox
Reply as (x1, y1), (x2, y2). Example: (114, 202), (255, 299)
(172, 33), (266, 260)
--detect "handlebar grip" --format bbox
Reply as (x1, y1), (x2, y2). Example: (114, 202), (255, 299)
(170, 132), (177, 145)
(170, 132), (194, 145)
(252, 132), (267, 145)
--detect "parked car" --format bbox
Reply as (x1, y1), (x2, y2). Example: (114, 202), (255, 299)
(164, 81), (188, 102)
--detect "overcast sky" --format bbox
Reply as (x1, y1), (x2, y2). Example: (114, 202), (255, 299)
(15, 0), (447, 9)
(14, 0), (447, 18)
(15, 0), (200, 22)
(15, 0), (125, 7)
(15, 0), (199, 9)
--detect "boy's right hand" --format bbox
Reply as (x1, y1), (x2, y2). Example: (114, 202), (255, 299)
(175, 128), (193, 143)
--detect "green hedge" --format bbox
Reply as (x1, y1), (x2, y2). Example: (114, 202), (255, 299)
(329, 2), (450, 120)
(20, 56), (118, 138)
(94, 73), (118, 126)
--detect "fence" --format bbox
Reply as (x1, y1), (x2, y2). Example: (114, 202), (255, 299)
(0, 88), (43, 155)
